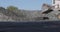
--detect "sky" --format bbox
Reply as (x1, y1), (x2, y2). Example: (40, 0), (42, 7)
(0, 0), (52, 10)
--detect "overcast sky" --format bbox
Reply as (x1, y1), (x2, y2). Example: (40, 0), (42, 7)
(0, 0), (52, 10)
